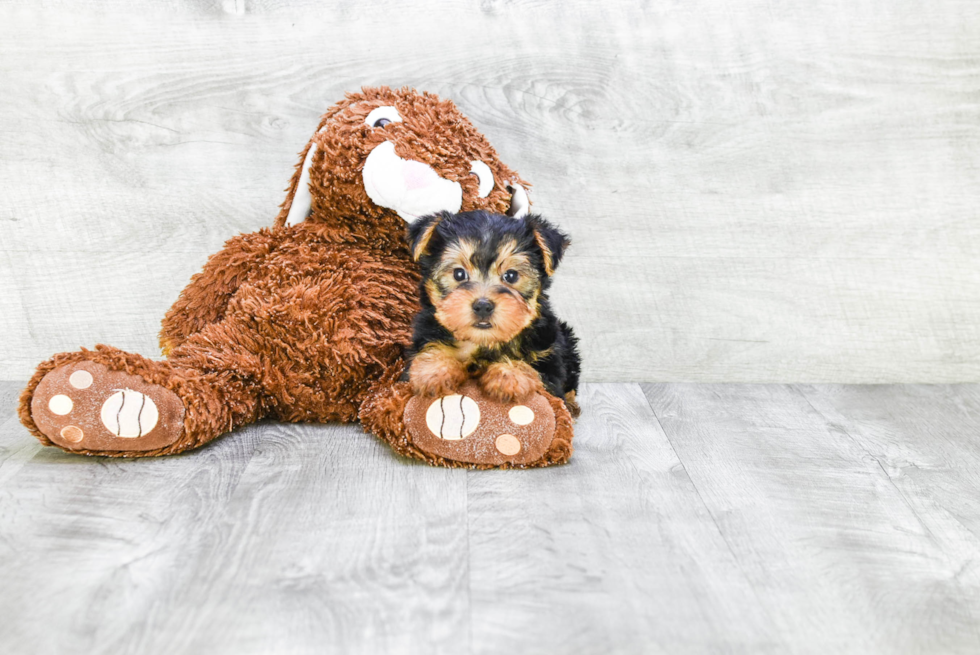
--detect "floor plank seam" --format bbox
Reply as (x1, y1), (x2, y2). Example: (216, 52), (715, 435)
(792, 385), (948, 546)
(636, 384), (775, 620)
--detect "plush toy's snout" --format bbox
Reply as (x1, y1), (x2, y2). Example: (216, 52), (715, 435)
(362, 141), (463, 221)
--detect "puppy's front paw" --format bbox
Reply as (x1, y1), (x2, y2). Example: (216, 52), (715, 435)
(412, 371), (466, 398)
(479, 361), (544, 403)
(409, 349), (468, 397)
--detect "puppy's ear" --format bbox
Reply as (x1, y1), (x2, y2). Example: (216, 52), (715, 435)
(526, 214), (570, 276)
(407, 212), (449, 262)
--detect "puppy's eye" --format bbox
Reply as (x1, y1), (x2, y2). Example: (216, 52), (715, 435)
(364, 106), (402, 129)
(503, 270), (519, 284)
(453, 268), (468, 282)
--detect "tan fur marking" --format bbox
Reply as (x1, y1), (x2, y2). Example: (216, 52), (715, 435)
(438, 240), (477, 273)
(409, 344), (469, 397)
(492, 240), (520, 272)
(484, 291), (534, 342)
(434, 287), (481, 336)
(532, 229), (555, 276)
(431, 235), (538, 346)
(425, 279), (444, 305)
(526, 345), (554, 363)
(479, 360), (544, 402)
(495, 252), (532, 276)
(433, 281), (536, 346)
(413, 216), (443, 261)
(452, 341), (481, 362)
(564, 390), (581, 418)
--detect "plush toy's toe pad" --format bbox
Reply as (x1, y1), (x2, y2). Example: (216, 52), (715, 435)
(31, 362), (184, 452)
(404, 380), (556, 466)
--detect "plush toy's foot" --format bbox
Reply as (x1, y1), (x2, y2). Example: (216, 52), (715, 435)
(360, 378), (575, 469)
(27, 360), (185, 454)
(22, 344), (267, 457)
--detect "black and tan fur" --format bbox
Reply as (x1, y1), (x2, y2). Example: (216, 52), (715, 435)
(405, 210), (581, 415)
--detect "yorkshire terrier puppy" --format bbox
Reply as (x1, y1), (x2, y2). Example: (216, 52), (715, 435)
(405, 210), (581, 415)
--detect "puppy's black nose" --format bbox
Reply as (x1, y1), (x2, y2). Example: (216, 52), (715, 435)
(472, 298), (495, 319)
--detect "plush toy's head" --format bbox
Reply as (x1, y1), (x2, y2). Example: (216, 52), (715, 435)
(275, 86), (531, 250)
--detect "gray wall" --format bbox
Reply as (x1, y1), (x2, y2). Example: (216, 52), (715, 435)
(2, 0), (978, 383)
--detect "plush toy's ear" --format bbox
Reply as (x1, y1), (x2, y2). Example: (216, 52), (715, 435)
(276, 104), (345, 228)
(506, 181), (530, 218)
(526, 214), (570, 276)
(408, 212), (450, 262)
(283, 140), (318, 227)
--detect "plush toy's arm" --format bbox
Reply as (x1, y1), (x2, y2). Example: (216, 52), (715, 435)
(159, 231), (277, 355)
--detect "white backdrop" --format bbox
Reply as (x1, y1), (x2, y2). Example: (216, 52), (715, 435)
(2, 0), (978, 382)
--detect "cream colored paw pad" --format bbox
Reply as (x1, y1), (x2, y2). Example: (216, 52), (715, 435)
(495, 434), (522, 456)
(69, 370), (93, 389)
(60, 425), (84, 443)
(48, 395), (73, 415)
(100, 389), (159, 438)
(508, 405), (535, 425)
(425, 395), (480, 440)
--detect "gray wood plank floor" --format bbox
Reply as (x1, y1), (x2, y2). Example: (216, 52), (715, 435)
(2, 380), (979, 654)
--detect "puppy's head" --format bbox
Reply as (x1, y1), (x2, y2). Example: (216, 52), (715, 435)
(408, 210), (570, 346)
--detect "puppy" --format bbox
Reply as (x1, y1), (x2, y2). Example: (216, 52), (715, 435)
(405, 210), (581, 416)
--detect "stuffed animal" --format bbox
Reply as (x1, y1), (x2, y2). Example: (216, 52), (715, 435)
(17, 86), (575, 468)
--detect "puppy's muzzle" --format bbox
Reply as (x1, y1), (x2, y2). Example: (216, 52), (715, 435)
(472, 298), (495, 327)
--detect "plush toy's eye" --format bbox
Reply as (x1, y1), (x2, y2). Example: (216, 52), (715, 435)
(503, 269), (519, 284)
(469, 161), (494, 199)
(453, 268), (468, 282)
(364, 106), (402, 129)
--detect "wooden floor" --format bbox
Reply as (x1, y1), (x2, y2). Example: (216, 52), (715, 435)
(1, 381), (979, 654)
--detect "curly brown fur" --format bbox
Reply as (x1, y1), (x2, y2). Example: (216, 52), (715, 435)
(22, 87), (537, 457)
(162, 87), (525, 358)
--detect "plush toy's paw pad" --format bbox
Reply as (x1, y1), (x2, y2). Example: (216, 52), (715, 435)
(31, 362), (184, 452)
(403, 380), (555, 466)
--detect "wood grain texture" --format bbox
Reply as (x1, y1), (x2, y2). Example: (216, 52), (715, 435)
(126, 422), (471, 655)
(797, 382), (980, 646)
(642, 382), (980, 654)
(0, 416), (470, 654)
(467, 383), (777, 654)
(0, 419), (264, 654)
(3, 382), (980, 652)
(0, 380), (22, 420)
(0, 380), (42, 487)
(2, 0), (980, 383)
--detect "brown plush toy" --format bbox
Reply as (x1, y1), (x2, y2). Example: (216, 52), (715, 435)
(18, 87), (574, 468)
